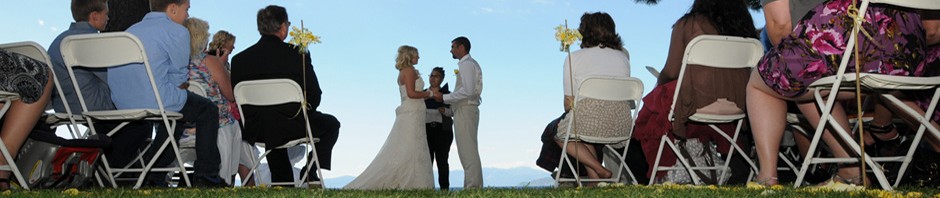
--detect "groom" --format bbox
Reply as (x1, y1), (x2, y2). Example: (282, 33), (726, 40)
(433, 36), (483, 188)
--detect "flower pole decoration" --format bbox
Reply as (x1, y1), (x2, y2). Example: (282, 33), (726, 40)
(287, 20), (321, 118)
(554, 19), (583, 186)
(846, 0), (871, 187)
(555, 20), (582, 109)
(555, 20), (581, 113)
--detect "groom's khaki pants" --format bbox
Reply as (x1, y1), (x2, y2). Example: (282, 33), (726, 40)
(454, 104), (482, 188)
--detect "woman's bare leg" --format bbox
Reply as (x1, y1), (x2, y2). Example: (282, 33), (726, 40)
(238, 164), (254, 186)
(797, 99), (864, 184)
(0, 73), (52, 181)
(556, 140), (611, 179)
(865, 100), (900, 145)
(746, 71), (788, 185)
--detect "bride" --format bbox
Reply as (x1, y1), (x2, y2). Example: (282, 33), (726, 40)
(344, 45), (435, 190)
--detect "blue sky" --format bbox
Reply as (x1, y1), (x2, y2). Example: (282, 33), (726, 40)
(1, 0), (766, 180)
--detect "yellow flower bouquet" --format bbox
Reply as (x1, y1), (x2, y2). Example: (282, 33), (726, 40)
(554, 23), (581, 52)
(288, 25), (321, 54)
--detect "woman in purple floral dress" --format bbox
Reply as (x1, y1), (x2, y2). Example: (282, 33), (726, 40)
(747, 0), (927, 187)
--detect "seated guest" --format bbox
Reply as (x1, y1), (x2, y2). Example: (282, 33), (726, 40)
(184, 17), (247, 186)
(748, 0), (928, 187)
(207, 30), (236, 71)
(536, 12), (631, 180)
(631, 0), (756, 182)
(48, 0), (151, 170)
(231, 5), (341, 185)
(205, 29), (256, 185)
(109, 0), (225, 187)
(424, 67), (453, 189)
(0, 49), (53, 191)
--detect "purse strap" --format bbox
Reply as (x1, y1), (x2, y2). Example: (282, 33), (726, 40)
(677, 139), (718, 184)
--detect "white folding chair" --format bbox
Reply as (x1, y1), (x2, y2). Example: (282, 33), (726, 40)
(0, 42), (85, 138)
(0, 81), (27, 190)
(553, 76), (643, 187)
(649, 35), (763, 185)
(0, 41), (93, 189)
(795, 0), (940, 190)
(60, 32), (189, 189)
(234, 79), (323, 187)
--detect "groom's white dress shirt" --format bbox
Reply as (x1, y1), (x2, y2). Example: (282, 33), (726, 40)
(444, 54), (482, 106)
(443, 54), (484, 188)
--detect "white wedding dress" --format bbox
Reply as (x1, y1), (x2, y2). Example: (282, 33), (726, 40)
(343, 76), (434, 190)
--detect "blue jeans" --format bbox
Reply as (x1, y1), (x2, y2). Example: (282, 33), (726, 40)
(145, 91), (220, 182)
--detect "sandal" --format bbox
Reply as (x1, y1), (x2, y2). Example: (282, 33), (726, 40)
(864, 122), (902, 156)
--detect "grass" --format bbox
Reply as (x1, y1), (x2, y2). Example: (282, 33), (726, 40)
(3, 184), (940, 198)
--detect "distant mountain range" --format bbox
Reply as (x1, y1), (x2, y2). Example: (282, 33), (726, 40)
(324, 167), (554, 189)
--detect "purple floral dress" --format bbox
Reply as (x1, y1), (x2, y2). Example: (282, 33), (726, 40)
(915, 46), (940, 123)
(757, 0), (926, 98)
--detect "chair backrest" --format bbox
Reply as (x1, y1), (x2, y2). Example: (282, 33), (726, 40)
(0, 42), (82, 130)
(0, 42), (51, 64)
(233, 79), (305, 126)
(669, 35), (763, 119)
(60, 32), (171, 119)
(187, 80), (209, 97)
(0, 42), (57, 103)
(60, 32), (147, 69)
(569, 76), (644, 143)
(681, 35), (763, 69)
(578, 76), (644, 106)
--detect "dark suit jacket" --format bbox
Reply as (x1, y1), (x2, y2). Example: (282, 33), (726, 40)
(424, 83), (453, 129)
(230, 35), (322, 145)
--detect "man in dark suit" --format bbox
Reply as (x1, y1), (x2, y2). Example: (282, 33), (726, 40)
(230, 5), (340, 185)
(424, 67), (453, 190)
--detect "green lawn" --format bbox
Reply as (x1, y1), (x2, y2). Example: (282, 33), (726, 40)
(3, 184), (940, 198)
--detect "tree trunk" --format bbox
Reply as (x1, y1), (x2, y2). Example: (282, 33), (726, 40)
(105, 0), (151, 32)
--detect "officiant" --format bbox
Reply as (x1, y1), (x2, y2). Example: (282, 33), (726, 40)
(424, 67), (454, 190)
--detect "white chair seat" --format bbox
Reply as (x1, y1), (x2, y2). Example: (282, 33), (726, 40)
(688, 113), (746, 123)
(46, 113), (87, 124)
(0, 91), (19, 98)
(270, 138), (320, 150)
(860, 74), (940, 90)
(82, 109), (183, 120)
(810, 74), (940, 90)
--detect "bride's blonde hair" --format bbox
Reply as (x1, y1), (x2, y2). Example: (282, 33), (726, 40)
(395, 45), (418, 70)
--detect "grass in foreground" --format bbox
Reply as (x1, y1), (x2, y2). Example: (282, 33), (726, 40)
(2, 184), (940, 197)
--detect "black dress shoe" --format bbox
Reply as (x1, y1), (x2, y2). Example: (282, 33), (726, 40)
(192, 175), (228, 188)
